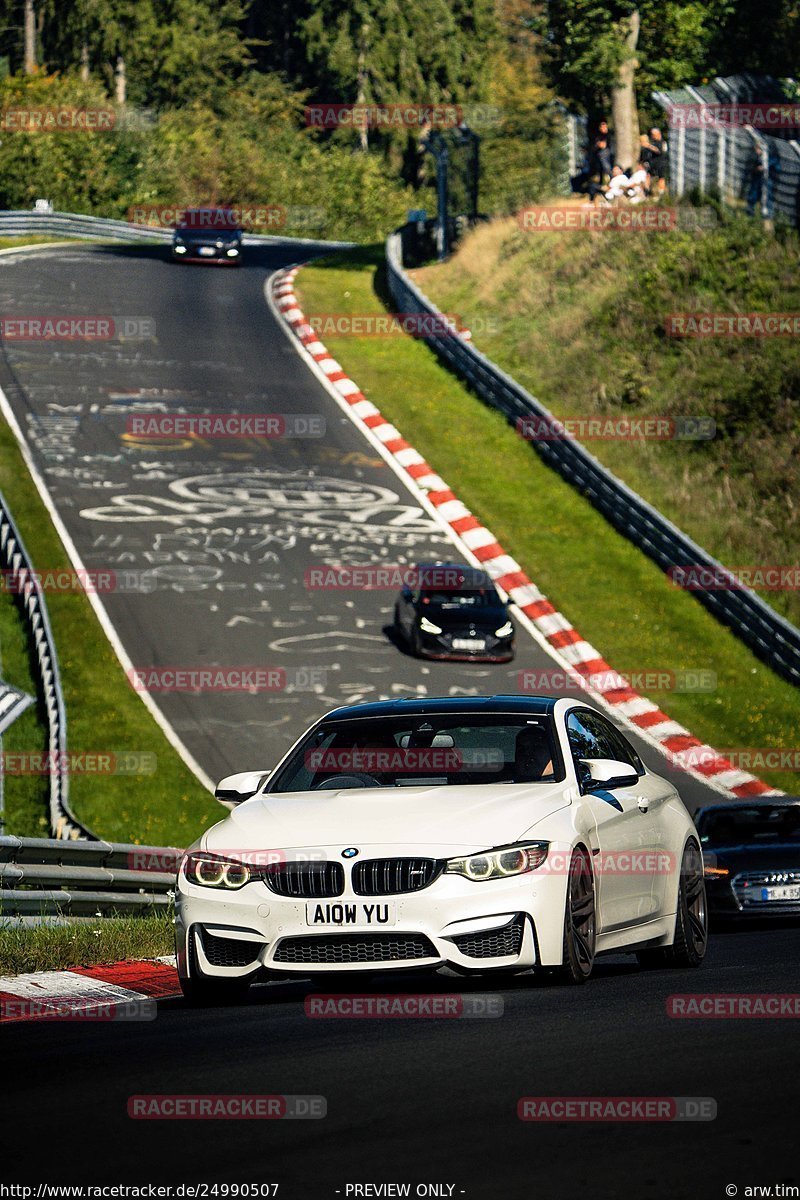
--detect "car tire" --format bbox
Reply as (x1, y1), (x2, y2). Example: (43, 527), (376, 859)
(393, 606), (404, 642)
(557, 846), (596, 984)
(636, 839), (707, 970)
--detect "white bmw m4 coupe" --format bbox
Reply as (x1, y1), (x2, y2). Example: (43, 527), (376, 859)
(175, 696), (707, 1003)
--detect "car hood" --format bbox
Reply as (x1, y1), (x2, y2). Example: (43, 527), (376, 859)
(203, 782), (572, 855)
(705, 843), (800, 872)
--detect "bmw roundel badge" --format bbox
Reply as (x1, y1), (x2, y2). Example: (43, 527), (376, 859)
(342, 847), (359, 858)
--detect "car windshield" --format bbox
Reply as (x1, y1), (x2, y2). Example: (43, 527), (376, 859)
(266, 714), (563, 792)
(421, 588), (501, 608)
(698, 805), (800, 846)
(177, 213), (241, 233)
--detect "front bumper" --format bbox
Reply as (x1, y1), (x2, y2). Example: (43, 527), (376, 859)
(416, 630), (515, 663)
(706, 871), (800, 918)
(172, 243), (241, 264)
(175, 852), (568, 980)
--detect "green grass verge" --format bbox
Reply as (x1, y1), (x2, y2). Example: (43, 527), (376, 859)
(412, 210), (800, 627)
(296, 246), (800, 794)
(0, 913), (173, 974)
(0, 237), (79, 250)
(0, 419), (218, 843)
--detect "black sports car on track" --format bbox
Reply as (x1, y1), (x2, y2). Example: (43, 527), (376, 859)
(393, 561), (515, 662)
(171, 208), (243, 265)
(696, 798), (800, 919)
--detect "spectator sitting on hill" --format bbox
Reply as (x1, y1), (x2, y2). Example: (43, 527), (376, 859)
(604, 165), (630, 202)
(625, 162), (651, 203)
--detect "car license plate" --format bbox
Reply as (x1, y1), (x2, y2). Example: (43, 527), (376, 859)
(198, 246), (215, 256)
(453, 638), (485, 651)
(305, 901), (396, 927)
(760, 884), (800, 901)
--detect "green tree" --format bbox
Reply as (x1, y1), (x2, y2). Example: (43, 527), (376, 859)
(35, 0), (250, 109)
(536, 1), (732, 165)
(300, 0), (495, 155)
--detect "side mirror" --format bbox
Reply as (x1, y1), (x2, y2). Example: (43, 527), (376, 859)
(580, 758), (639, 792)
(214, 770), (271, 810)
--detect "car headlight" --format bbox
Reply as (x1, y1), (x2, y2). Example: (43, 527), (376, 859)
(419, 616), (442, 635)
(445, 842), (549, 881)
(226, 247), (239, 256)
(174, 244), (187, 254)
(184, 852), (251, 889)
(494, 620), (513, 638)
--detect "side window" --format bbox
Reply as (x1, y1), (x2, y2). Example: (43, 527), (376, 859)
(566, 710), (643, 775)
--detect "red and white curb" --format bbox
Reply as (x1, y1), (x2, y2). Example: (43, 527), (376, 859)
(270, 266), (777, 801)
(0, 957), (179, 1023)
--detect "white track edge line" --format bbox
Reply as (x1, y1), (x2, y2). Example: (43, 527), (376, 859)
(0, 380), (215, 795)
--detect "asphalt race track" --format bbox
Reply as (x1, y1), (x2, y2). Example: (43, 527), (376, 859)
(1, 243), (798, 1200)
(0, 242), (723, 807)
(3, 923), (799, 1196)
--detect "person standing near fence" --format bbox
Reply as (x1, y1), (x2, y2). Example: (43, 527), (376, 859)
(642, 128), (668, 196)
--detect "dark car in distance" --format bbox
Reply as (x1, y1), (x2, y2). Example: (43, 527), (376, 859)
(172, 208), (243, 266)
(697, 798), (800, 919)
(393, 562), (515, 662)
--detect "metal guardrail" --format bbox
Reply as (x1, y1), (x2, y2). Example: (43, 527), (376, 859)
(385, 229), (800, 687)
(0, 209), (172, 242)
(0, 493), (94, 840)
(0, 209), (356, 247)
(0, 835), (178, 916)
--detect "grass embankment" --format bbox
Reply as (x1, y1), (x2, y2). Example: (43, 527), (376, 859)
(0, 914), (173, 974)
(0, 418), (218, 843)
(296, 247), (800, 793)
(413, 211), (800, 627)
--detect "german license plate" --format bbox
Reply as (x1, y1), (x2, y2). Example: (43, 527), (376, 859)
(305, 901), (397, 927)
(760, 884), (800, 901)
(198, 246), (215, 256)
(453, 638), (485, 651)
